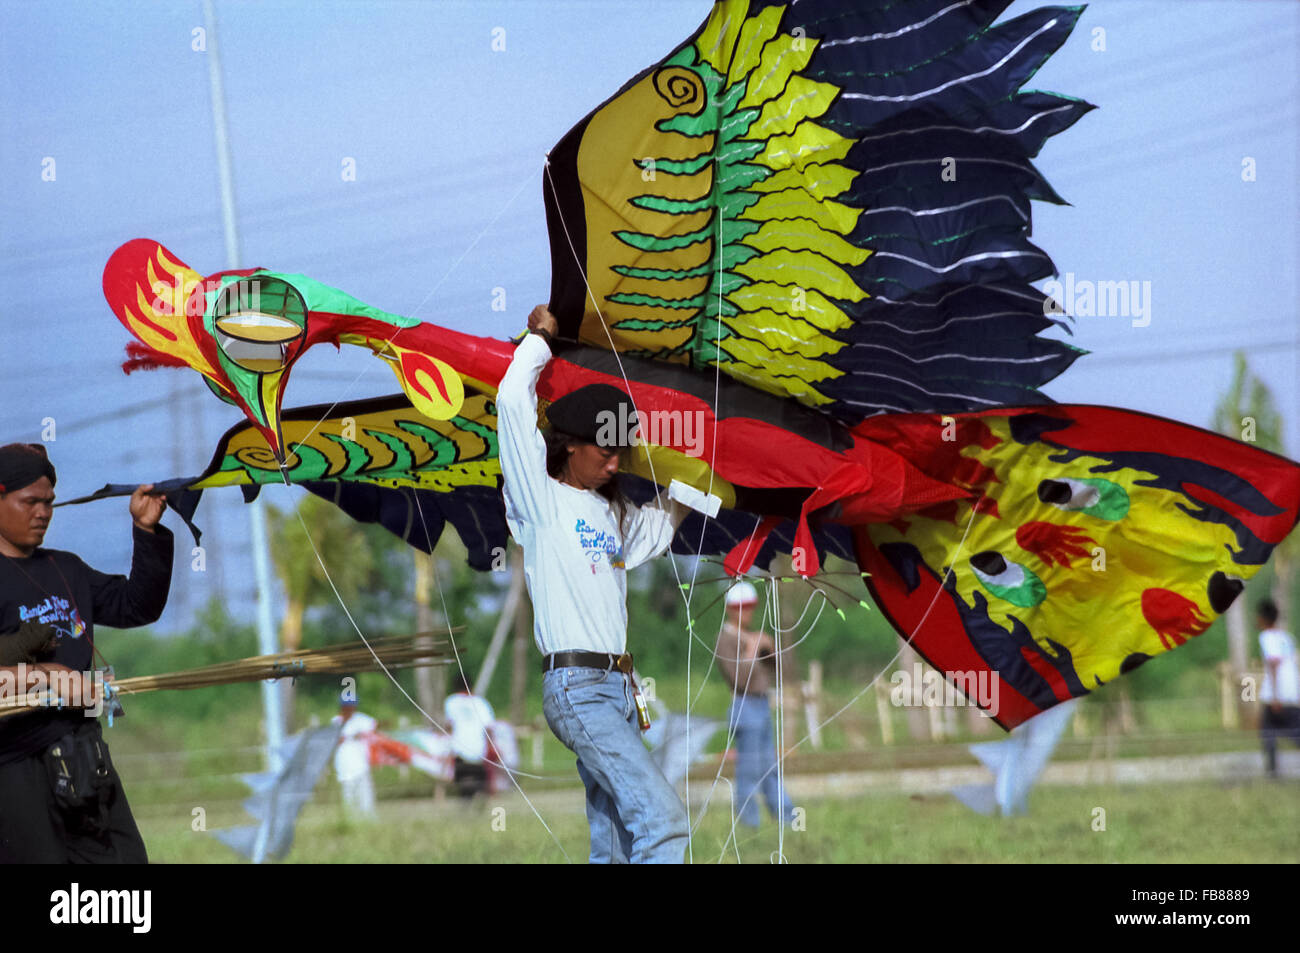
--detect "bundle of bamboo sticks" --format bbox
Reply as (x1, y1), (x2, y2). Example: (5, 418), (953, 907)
(0, 632), (452, 718)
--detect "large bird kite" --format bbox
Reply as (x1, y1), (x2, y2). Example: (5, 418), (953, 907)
(89, 0), (1300, 729)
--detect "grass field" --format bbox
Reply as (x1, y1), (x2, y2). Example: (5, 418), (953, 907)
(134, 777), (1299, 864)
(105, 682), (1300, 863)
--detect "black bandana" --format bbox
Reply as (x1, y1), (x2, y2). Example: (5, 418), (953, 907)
(0, 443), (57, 494)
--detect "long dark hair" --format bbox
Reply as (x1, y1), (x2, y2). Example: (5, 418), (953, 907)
(544, 428), (629, 534)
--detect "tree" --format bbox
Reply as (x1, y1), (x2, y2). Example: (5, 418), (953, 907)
(266, 493), (378, 726)
(1211, 351), (1292, 723)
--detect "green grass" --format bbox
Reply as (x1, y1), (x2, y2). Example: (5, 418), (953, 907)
(134, 777), (1300, 864)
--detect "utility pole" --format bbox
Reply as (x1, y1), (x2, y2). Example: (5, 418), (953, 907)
(203, 0), (285, 772)
(413, 548), (439, 717)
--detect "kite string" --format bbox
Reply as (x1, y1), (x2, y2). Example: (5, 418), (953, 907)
(290, 504), (573, 863)
(712, 580), (827, 863)
(773, 577), (786, 864)
(542, 158), (718, 862)
(696, 589), (770, 856)
(710, 586), (776, 862)
(403, 491), (577, 827)
(288, 171), (534, 457)
(725, 499), (984, 831)
(543, 147), (975, 863)
(543, 155), (841, 864)
(701, 584), (826, 860)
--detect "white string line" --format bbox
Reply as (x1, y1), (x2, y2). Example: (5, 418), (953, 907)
(710, 589), (778, 863)
(773, 578), (787, 864)
(418, 541), (574, 858)
(726, 500), (984, 832)
(690, 584), (827, 846)
(286, 172), (535, 457)
(542, 153), (862, 864)
(714, 776), (743, 865)
(686, 594), (729, 711)
(691, 589), (774, 846)
(541, 134), (981, 863)
(686, 144), (732, 863)
(682, 573), (833, 713)
(712, 582), (827, 863)
(686, 578), (833, 672)
(402, 485), (575, 806)
(542, 158), (719, 863)
(290, 503), (573, 863)
(678, 580), (829, 859)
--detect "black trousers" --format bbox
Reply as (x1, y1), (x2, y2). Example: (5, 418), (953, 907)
(1261, 704), (1300, 776)
(0, 722), (147, 864)
(452, 757), (489, 799)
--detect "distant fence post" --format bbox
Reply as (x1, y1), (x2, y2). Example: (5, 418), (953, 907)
(805, 660), (823, 750)
(1218, 662), (1238, 729)
(531, 717), (545, 769)
(874, 678), (894, 745)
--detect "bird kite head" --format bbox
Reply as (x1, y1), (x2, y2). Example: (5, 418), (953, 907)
(102, 239), (308, 465)
(102, 238), (466, 468)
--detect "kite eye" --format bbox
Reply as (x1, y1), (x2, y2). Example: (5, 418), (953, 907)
(1035, 476), (1128, 520)
(1037, 477), (1099, 509)
(970, 551), (1007, 576)
(212, 277), (307, 374)
(969, 550), (1046, 608)
(1037, 479), (1072, 505)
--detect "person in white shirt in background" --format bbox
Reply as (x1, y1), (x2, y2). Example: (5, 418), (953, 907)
(444, 671), (495, 799)
(332, 693), (378, 819)
(495, 304), (689, 864)
(1255, 598), (1300, 778)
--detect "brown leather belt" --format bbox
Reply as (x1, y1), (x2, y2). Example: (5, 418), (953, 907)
(541, 651), (633, 674)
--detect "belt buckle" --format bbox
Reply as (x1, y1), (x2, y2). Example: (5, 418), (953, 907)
(615, 654), (633, 674)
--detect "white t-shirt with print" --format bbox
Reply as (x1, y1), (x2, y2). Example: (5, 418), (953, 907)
(497, 333), (686, 656)
(1259, 627), (1300, 705)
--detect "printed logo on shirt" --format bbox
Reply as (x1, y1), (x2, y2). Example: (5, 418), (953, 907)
(18, 596), (86, 641)
(574, 518), (625, 572)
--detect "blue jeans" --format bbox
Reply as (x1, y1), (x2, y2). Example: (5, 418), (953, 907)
(730, 693), (795, 827)
(542, 667), (687, 864)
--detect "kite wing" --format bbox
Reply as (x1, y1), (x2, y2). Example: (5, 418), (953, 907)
(63, 386), (870, 574)
(952, 697), (1078, 816)
(544, 0), (1091, 420)
(854, 407), (1300, 728)
(210, 723), (341, 863)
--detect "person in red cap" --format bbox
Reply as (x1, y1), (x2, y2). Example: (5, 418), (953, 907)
(496, 305), (689, 863)
(716, 580), (797, 827)
(0, 443), (172, 862)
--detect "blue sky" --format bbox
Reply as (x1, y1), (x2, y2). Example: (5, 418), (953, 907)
(1, 0), (1296, 629)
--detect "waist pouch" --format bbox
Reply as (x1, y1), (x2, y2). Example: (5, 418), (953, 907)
(43, 726), (114, 811)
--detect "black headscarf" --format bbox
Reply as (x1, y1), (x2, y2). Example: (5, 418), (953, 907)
(0, 443), (57, 494)
(545, 384), (637, 447)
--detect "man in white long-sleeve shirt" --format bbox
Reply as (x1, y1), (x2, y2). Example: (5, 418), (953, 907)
(496, 304), (689, 863)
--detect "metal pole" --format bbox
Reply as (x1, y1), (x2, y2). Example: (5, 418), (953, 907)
(203, 0), (285, 772)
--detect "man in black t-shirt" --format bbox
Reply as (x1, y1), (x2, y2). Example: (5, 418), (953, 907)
(0, 443), (173, 863)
